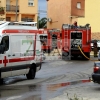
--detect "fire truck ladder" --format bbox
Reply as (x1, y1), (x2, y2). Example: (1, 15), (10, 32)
(64, 29), (71, 60)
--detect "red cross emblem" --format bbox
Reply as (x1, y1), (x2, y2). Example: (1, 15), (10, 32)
(3, 56), (8, 67)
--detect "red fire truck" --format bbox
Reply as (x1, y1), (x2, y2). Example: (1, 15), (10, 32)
(39, 29), (61, 53)
(62, 23), (91, 59)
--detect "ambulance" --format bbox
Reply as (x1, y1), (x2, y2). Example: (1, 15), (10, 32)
(0, 21), (42, 84)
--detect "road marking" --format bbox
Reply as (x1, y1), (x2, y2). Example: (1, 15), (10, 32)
(6, 95), (22, 100)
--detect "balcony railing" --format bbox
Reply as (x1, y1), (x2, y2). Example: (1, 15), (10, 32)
(21, 18), (33, 22)
(6, 5), (19, 12)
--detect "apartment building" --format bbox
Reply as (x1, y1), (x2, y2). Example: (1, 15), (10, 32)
(78, 0), (100, 39)
(47, 0), (85, 29)
(0, 0), (38, 22)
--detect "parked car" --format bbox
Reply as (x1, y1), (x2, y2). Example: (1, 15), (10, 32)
(91, 40), (100, 51)
(92, 61), (100, 84)
(97, 40), (100, 50)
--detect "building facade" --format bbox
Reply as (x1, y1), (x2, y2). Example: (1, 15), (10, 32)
(47, 0), (85, 29)
(78, 0), (100, 39)
(47, 0), (100, 39)
(0, 0), (38, 22)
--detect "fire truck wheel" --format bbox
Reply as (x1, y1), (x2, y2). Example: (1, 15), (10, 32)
(62, 52), (69, 57)
(62, 52), (69, 60)
(26, 66), (36, 79)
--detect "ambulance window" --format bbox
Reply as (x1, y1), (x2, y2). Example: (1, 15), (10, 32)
(0, 36), (9, 51)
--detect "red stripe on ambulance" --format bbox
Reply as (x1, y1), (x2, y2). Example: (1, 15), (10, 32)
(1, 56), (35, 67)
(3, 56), (8, 67)
(9, 57), (34, 63)
(2, 29), (43, 34)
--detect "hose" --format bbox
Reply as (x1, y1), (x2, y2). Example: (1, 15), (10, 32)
(78, 45), (98, 61)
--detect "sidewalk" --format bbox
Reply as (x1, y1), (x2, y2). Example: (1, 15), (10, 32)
(44, 50), (98, 57)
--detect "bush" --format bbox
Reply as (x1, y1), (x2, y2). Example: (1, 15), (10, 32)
(67, 93), (85, 100)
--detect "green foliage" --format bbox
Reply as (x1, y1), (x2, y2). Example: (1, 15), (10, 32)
(67, 93), (86, 100)
(0, 7), (4, 11)
(37, 16), (47, 29)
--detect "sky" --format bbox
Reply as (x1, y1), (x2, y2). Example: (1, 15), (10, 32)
(38, 0), (47, 18)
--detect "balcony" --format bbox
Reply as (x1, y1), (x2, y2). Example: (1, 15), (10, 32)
(6, 5), (19, 12)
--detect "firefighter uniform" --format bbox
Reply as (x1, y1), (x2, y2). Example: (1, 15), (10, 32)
(93, 42), (98, 57)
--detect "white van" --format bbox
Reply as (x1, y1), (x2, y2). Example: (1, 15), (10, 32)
(0, 21), (42, 84)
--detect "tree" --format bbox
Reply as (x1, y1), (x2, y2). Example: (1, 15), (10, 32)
(37, 17), (47, 29)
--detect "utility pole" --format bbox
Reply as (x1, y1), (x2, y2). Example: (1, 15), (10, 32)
(37, 13), (39, 29)
(37, 7), (40, 29)
(15, 0), (18, 21)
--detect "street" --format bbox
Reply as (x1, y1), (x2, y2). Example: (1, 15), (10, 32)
(0, 56), (99, 100)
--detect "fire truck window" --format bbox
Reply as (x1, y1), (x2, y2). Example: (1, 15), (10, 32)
(0, 36), (9, 53)
(44, 36), (47, 39)
(52, 34), (57, 49)
(40, 36), (43, 43)
(52, 34), (57, 39)
(71, 32), (82, 39)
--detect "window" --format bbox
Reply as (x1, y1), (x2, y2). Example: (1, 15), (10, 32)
(21, 18), (33, 22)
(77, 2), (81, 9)
(0, 36), (9, 53)
(28, 0), (34, 6)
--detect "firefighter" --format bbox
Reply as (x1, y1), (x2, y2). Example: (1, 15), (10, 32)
(93, 40), (98, 57)
(73, 21), (78, 28)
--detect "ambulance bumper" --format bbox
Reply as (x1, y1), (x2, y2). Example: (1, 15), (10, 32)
(36, 62), (42, 71)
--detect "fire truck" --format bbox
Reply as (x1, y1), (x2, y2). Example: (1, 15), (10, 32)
(62, 23), (91, 59)
(39, 29), (61, 53)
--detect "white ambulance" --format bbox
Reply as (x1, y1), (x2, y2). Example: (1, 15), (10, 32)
(0, 21), (42, 84)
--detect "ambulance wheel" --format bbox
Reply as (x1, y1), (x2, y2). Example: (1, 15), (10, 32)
(26, 66), (36, 79)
